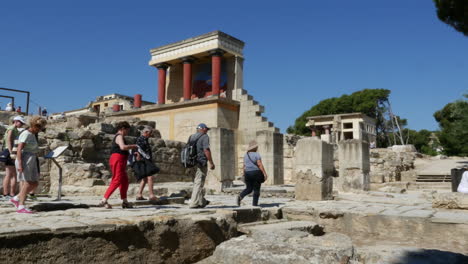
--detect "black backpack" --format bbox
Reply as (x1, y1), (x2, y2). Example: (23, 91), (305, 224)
(181, 134), (204, 168)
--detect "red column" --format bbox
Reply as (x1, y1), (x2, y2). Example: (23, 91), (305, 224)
(210, 50), (224, 96)
(156, 64), (169, 104)
(182, 57), (194, 101)
(134, 94), (142, 108)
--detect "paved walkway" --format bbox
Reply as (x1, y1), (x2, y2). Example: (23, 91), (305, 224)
(0, 189), (467, 237)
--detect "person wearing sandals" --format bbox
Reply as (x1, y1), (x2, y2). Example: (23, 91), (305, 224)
(99, 121), (137, 209)
(236, 140), (268, 207)
(134, 126), (158, 201)
(10, 116), (47, 214)
(2, 116), (25, 200)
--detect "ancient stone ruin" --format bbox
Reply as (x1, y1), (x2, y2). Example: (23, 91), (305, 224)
(0, 31), (467, 264)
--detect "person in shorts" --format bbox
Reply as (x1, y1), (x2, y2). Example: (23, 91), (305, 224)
(2, 116), (26, 199)
(10, 116), (47, 214)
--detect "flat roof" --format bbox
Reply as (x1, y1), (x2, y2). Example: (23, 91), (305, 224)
(150, 31), (244, 53)
(307, 112), (372, 120)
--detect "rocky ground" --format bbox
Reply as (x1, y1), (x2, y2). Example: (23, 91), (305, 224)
(0, 183), (467, 264)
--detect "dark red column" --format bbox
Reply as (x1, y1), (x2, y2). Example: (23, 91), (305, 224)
(156, 63), (169, 104)
(134, 94), (142, 108)
(182, 57), (194, 101)
(210, 50), (224, 96)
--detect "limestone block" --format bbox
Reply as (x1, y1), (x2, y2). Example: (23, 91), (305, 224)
(296, 170), (333, 200)
(294, 137), (334, 200)
(44, 127), (66, 139)
(88, 122), (116, 134)
(432, 193), (468, 209)
(200, 231), (353, 264)
(151, 138), (166, 148)
(336, 139), (370, 192)
(392, 144), (417, 152)
(80, 139), (96, 161)
(76, 129), (95, 139)
(370, 172), (385, 183)
(206, 128), (236, 191)
(256, 130), (284, 185)
(65, 115), (98, 129)
(283, 158), (293, 169)
(135, 120), (156, 129)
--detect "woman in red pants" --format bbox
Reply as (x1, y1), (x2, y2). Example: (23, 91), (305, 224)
(99, 121), (137, 209)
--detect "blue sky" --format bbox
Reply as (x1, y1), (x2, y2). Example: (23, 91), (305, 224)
(1, 1), (467, 132)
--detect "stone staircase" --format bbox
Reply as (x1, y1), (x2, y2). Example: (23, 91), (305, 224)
(378, 181), (452, 191)
(416, 173), (452, 183)
(237, 89), (279, 133)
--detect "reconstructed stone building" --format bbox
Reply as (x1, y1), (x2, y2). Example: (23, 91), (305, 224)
(306, 113), (376, 145)
(104, 31), (284, 188)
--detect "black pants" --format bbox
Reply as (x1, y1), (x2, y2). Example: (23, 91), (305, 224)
(240, 170), (263, 206)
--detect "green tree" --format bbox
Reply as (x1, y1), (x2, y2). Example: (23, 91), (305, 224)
(433, 0), (468, 36)
(434, 95), (468, 156)
(403, 129), (438, 156)
(287, 89), (393, 146)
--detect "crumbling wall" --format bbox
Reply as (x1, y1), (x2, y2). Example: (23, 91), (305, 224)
(369, 145), (419, 183)
(283, 134), (303, 184)
(0, 116), (195, 195)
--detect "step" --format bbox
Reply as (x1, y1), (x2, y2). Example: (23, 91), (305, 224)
(257, 105), (265, 114)
(256, 121), (271, 129)
(238, 220), (324, 236)
(250, 104), (264, 114)
(237, 89), (248, 96)
(240, 94), (253, 101)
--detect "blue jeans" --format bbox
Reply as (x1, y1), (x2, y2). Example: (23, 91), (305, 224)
(240, 170), (263, 206)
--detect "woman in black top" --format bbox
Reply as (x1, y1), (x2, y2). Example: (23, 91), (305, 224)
(135, 126), (158, 201)
(99, 121), (137, 209)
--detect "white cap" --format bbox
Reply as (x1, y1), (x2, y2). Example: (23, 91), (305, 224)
(13, 116), (26, 124)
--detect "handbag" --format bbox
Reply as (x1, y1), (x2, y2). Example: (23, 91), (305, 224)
(246, 153), (265, 183)
(0, 149), (10, 163)
(132, 159), (160, 182)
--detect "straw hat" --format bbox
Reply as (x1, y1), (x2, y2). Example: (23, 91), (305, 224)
(247, 140), (258, 152)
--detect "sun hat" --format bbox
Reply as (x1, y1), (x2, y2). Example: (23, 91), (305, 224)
(197, 123), (210, 130)
(13, 116), (26, 124)
(247, 140), (258, 152)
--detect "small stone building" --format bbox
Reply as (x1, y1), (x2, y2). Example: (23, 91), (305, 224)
(306, 113), (376, 146)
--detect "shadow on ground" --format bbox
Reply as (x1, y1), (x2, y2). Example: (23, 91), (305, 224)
(393, 249), (468, 264)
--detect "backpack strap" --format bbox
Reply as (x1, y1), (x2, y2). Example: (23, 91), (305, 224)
(189, 133), (205, 146)
(247, 152), (260, 169)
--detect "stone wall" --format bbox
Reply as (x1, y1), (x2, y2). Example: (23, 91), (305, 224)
(283, 134), (303, 184)
(284, 135), (418, 186)
(369, 145), (419, 183)
(294, 137), (334, 200)
(336, 140), (370, 192)
(0, 116), (195, 195)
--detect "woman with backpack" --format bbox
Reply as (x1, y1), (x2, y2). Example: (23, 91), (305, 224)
(236, 140), (268, 207)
